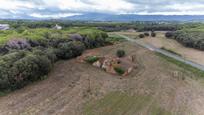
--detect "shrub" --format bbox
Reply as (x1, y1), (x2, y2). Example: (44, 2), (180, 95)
(139, 34), (145, 38)
(85, 56), (99, 64)
(114, 67), (125, 75)
(28, 40), (40, 47)
(36, 39), (49, 47)
(0, 50), (53, 90)
(2, 53), (52, 90)
(0, 51), (27, 90)
(44, 48), (58, 63)
(71, 41), (86, 57)
(116, 50), (125, 58)
(70, 34), (84, 41)
(165, 31), (174, 38)
(34, 55), (52, 76)
(5, 39), (31, 50)
(49, 38), (71, 48)
(144, 32), (150, 36)
(57, 41), (85, 59)
(79, 31), (108, 48)
(10, 55), (40, 88)
(151, 32), (156, 37)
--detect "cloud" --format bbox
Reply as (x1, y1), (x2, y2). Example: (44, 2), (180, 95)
(0, 0), (204, 19)
(30, 13), (82, 19)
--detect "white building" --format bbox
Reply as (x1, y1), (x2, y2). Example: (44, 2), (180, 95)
(53, 24), (62, 30)
(0, 24), (10, 30)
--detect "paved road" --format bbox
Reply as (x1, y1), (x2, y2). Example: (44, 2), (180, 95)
(118, 34), (204, 72)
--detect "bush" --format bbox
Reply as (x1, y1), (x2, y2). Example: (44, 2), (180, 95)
(28, 40), (40, 47)
(0, 50), (54, 90)
(151, 32), (156, 37)
(5, 39), (31, 50)
(116, 50), (125, 58)
(114, 67), (125, 75)
(57, 41), (85, 59)
(45, 48), (58, 63)
(139, 34), (145, 38)
(85, 56), (99, 64)
(144, 32), (150, 36)
(165, 31), (174, 38)
(70, 34), (84, 41)
(0, 53), (52, 90)
(71, 41), (86, 57)
(79, 31), (108, 48)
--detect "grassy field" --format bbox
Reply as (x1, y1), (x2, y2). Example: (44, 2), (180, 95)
(84, 91), (171, 115)
(156, 52), (204, 78)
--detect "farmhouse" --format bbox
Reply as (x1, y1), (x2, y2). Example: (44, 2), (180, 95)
(53, 24), (62, 30)
(0, 24), (10, 30)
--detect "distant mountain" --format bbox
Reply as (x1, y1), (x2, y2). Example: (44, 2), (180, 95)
(66, 13), (204, 22)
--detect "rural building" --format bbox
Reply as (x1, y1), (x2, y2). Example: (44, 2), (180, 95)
(0, 24), (10, 30)
(53, 24), (62, 30)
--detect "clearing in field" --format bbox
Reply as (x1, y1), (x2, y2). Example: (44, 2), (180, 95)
(0, 42), (204, 115)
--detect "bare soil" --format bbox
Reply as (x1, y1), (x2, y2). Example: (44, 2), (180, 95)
(0, 42), (204, 115)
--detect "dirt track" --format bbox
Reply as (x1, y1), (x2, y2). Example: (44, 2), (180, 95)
(0, 42), (204, 115)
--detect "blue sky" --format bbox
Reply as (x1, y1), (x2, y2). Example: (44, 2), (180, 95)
(0, 0), (204, 19)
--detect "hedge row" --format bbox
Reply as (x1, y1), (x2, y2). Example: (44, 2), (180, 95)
(0, 29), (108, 91)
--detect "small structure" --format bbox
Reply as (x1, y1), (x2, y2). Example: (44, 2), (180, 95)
(79, 54), (137, 76)
(0, 24), (10, 30)
(53, 24), (62, 30)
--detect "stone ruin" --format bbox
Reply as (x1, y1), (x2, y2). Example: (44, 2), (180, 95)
(78, 53), (137, 76)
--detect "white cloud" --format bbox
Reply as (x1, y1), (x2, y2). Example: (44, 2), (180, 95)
(0, 0), (36, 10)
(0, 0), (204, 19)
(30, 13), (82, 19)
(55, 0), (135, 14)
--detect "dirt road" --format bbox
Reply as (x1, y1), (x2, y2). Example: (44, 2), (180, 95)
(0, 42), (204, 115)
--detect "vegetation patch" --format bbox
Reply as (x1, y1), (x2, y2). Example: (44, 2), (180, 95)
(84, 91), (171, 115)
(167, 26), (204, 50)
(144, 32), (150, 36)
(85, 56), (99, 64)
(106, 34), (126, 43)
(139, 34), (145, 38)
(116, 49), (125, 58)
(160, 47), (182, 56)
(0, 28), (109, 92)
(151, 32), (156, 37)
(114, 67), (125, 75)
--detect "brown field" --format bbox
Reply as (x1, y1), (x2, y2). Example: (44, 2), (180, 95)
(117, 31), (204, 66)
(0, 42), (204, 115)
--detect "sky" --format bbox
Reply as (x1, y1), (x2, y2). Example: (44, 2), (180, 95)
(0, 0), (204, 19)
